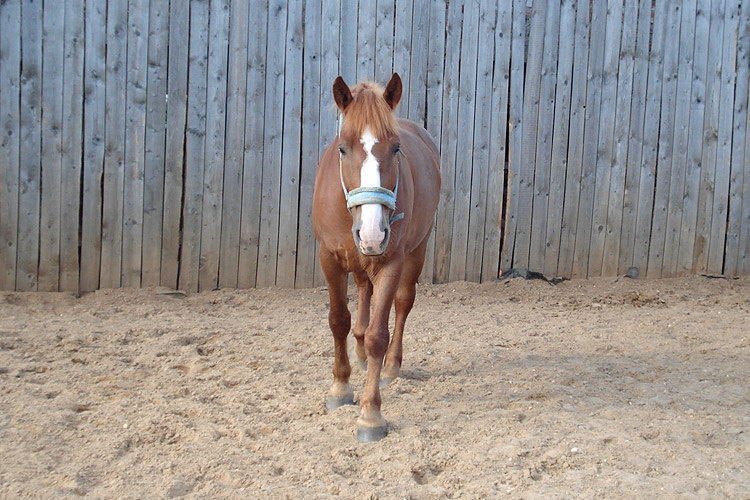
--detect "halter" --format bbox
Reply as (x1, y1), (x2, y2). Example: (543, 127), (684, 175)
(339, 147), (405, 224)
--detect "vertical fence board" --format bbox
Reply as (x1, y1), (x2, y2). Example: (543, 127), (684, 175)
(357, 0), (377, 82)
(393, 0), (414, 112)
(218, 0), (249, 289)
(448, 1), (479, 282)
(601, 0), (637, 277)
(161, 0), (190, 288)
(100, 0), (128, 288)
(677, 0), (711, 274)
(141, 0), (170, 287)
(0, 0), (21, 290)
(587, 0), (623, 277)
(618, 0), (653, 275)
(59, 0), (84, 292)
(528, 0), (560, 273)
(256, 0), (287, 287)
(708, 0), (740, 274)
(406, 0), (427, 125)
(633, 0), (667, 274)
(420, 0), (446, 284)
(180, 0), (209, 292)
(276, 0), (303, 288)
(296, 0), (323, 288)
(80, 0), (107, 292)
(121, 0), (149, 287)
(38, 0), (64, 291)
(647, 1), (682, 277)
(737, 0), (750, 275)
(543, 0), (575, 276)
(481, 0), (512, 282)
(237, 0), (268, 288)
(375, 0), (395, 84)
(464, 0), (496, 283)
(661, 0), (697, 277)
(500, 0), (527, 274)
(340, 0), (357, 84)
(198, 0), (230, 291)
(433, 0), (462, 283)
(557, 0), (591, 277)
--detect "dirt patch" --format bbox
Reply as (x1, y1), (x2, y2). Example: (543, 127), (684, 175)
(1, 276), (748, 498)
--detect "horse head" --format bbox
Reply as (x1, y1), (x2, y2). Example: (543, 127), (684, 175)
(332, 73), (403, 256)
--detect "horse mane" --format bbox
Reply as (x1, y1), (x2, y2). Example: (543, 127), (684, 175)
(340, 81), (399, 139)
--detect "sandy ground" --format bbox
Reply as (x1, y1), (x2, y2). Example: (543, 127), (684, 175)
(0, 275), (748, 499)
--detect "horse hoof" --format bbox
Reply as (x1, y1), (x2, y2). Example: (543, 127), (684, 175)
(379, 376), (395, 388)
(356, 425), (388, 443)
(326, 395), (355, 411)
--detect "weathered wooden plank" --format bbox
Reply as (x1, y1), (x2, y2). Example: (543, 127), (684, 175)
(406, 0), (428, 125)
(238, 0), (268, 288)
(121, 0), (149, 287)
(557, 0), (591, 277)
(296, 0), (322, 288)
(100, 0), (128, 288)
(512, 0), (546, 271)
(160, 0), (190, 288)
(646, 1), (682, 278)
(79, 0), (107, 292)
(723, 0), (748, 275)
(0, 0), (21, 290)
(632, 0), (668, 274)
(218, 0), (250, 288)
(481, 0), (512, 282)
(38, 0), (64, 291)
(433, 0), (462, 283)
(660, 0), (697, 277)
(601, 0), (638, 276)
(276, 0), (304, 288)
(198, 0), (230, 291)
(420, 0), (447, 284)
(447, 1), (479, 282)
(528, 0), (560, 273)
(393, 0), (414, 111)
(707, 0), (740, 274)
(59, 0), (85, 292)
(357, 0), (377, 82)
(617, 0), (653, 275)
(587, 0), (623, 277)
(499, 0), (527, 274)
(255, 0), (287, 287)
(571, 0), (606, 277)
(737, 1), (750, 275)
(464, 0), (496, 283)
(141, 0), (170, 287)
(339, 0), (357, 84)
(179, 0), (209, 292)
(677, 0), (711, 274)
(542, 0), (575, 276)
(375, 0), (395, 84)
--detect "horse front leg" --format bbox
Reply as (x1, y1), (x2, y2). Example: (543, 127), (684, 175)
(320, 250), (354, 411)
(352, 271), (372, 371)
(356, 260), (403, 442)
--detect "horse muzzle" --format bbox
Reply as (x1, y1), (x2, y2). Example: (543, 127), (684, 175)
(352, 208), (391, 256)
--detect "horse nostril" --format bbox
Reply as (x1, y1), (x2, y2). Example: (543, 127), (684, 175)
(355, 229), (361, 241)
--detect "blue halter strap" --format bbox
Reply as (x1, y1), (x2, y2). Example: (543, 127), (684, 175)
(339, 152), (405, 224)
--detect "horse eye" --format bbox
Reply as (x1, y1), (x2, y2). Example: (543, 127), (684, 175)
(338, 145), (346, 155)
(392, 143), (401, 155)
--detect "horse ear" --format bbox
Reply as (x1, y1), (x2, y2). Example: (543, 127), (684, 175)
(333, 76), (353, 112)
(383, 73), (402, 110)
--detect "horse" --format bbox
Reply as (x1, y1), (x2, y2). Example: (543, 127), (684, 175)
(312, 73), (441, 442)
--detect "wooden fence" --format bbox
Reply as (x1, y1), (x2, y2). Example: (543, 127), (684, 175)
(0, 0), (748, 293)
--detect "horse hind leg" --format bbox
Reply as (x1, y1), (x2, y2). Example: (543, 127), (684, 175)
(381, 240), (427, 387)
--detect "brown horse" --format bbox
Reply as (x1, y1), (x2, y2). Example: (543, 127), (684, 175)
(312, 73), (440, 442)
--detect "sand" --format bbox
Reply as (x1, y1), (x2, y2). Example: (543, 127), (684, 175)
(1, 275), (748, 498)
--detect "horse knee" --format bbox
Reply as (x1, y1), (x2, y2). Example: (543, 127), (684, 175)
(329, 309), (351, 338)
(395, 285), (416, 312)
(364, 326), (389, 358)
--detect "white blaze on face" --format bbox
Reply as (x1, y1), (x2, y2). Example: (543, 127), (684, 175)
(358, 128), (385, 251)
